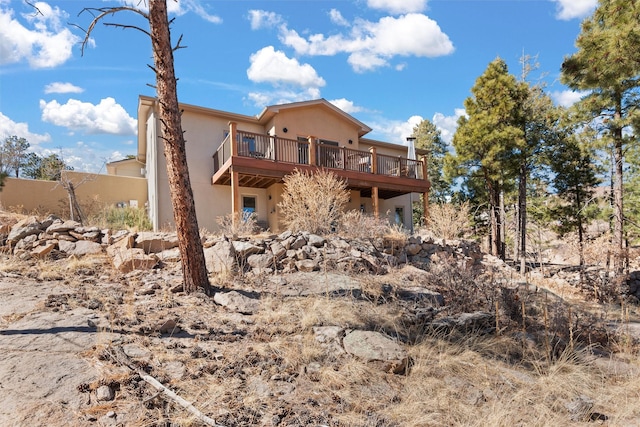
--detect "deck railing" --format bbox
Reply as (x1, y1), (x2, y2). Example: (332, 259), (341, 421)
(213, 129), (424, 180)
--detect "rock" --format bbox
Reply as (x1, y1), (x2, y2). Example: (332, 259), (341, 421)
(397, 286), (444, 306)
(68, 240), (103, 256)
(163, 360), (186, 381)
(295, 259), (318, 272)
(96, 385), (115, 402)
(123, 344), (151, 359)
(290, 235), (307, 250)
(232, 240), (263, 258)
(431, 311), (495, 333)
(247, 253), (274, 269)
(269, 241), (287, 260)
(204, 240), (236, 274)
(342, 330), (409, 374)
(214, 291), (260, 314)
(111, 248), (158, 273)
(31, 243), (56, 259)
(7, 216), (42, 244)
(307, 234), (326, 247)
(46, 219), (81, 234)
(57, 240), (77, 254)
(154, 318), (179, 334)
(405, 243), (422, 256)
(135, 231), (179, 254)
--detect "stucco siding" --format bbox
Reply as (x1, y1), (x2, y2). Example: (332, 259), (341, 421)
(0, 172), (147, 218)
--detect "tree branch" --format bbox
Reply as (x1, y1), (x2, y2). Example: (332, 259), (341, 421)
(173, 34), (187, 52)
(76, 7), (150, 56)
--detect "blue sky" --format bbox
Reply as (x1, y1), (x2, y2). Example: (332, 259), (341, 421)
(0, 0), (596, 172)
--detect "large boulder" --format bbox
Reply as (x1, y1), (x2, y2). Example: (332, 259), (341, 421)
(111, 248), (158, 273)
(135, 232), (179, 254)
(213, 291), (260, 314)
(204, 240), (236, 274)
(7, 216), (42, 245)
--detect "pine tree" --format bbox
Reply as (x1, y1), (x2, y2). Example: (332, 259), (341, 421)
(561, 0), (640, 275)
(447, 58), (527, 258)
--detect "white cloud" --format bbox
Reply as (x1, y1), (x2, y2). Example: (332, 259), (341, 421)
(329, 9), (349, 26)
(0, 112), (51, 146)
(247, 87), (323, 108)
(432, 108), (465, 145)
(279, 13), (454, 73)
(551, 90), (587, 107)
(247, 46), (326, 88)
(367, 0), (428, 14)
(248, 10), (282, 30)
(552, 0), (597, 20)
(367, 115), (422, 145)
(0, 1), (80, 68)
(115, 0), (222, 23)
(37, 143), (124, 173)
(329, 98), (363, 114)
(39, 97), (136, 135)
(44, 82), (84, 94)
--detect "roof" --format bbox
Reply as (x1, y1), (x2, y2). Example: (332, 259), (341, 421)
(257, 99), (372, 137)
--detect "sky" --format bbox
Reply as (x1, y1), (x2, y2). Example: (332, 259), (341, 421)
(0, 0), (597, 173)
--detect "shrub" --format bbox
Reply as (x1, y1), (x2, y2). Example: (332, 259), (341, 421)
(426, 202), (471, 240)
(216, 211), (259, 237)
(278, 169), (349, 235)
(338, 210), (390, 239)
(91, 205), (152, 231)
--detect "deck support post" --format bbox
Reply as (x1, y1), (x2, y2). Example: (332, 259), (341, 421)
(372, 186), (379, 219)
(231, 168), (241, 227)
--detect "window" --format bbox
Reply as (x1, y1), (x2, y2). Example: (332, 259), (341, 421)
(242, 196), (257, 221)
(394, 207), (404, 227)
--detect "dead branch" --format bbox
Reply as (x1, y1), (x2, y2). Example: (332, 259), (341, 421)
(76, 7), (150, 56)
(25, 1), (43, 17)
(109, 346), (224, 427)
(173, 33), (187, 52)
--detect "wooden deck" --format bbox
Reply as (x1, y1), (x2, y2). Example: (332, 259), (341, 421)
(212, 155), (430, 199)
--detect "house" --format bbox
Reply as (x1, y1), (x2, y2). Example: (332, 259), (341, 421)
(133, 95), (430, 232)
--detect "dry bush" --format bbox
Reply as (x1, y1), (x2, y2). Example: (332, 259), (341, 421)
(338, 210), (388, 239)
(216, 211), (258, 236)
(278, 169), (349, 235)
(427, 202), (471, 240)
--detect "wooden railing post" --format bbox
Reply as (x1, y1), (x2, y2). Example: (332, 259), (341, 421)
(369, 147), (377, 174)
(308, 136), (316, 166)
(272, 135), (278, 162)
(229, 121), (238, 157)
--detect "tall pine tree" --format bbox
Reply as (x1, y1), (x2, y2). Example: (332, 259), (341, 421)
(447, 58), (527, 258)
(561, 0), (640, 275)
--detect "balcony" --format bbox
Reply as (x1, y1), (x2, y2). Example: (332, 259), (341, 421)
(212, 129), (430, 200)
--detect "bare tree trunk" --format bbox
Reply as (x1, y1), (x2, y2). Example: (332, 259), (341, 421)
(612, 136), (624, 276)
(149, 0), (209, 294)
(519, 162), (527, 274)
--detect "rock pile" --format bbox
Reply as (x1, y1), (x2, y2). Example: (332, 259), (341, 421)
(1, 219), (485, 277)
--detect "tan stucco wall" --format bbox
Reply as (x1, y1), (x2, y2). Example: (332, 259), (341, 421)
(106, 159), (145, 177)
(0, 171), (147, 218)
(268, 106), (361, 149)
(149, 108), (270, 231)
